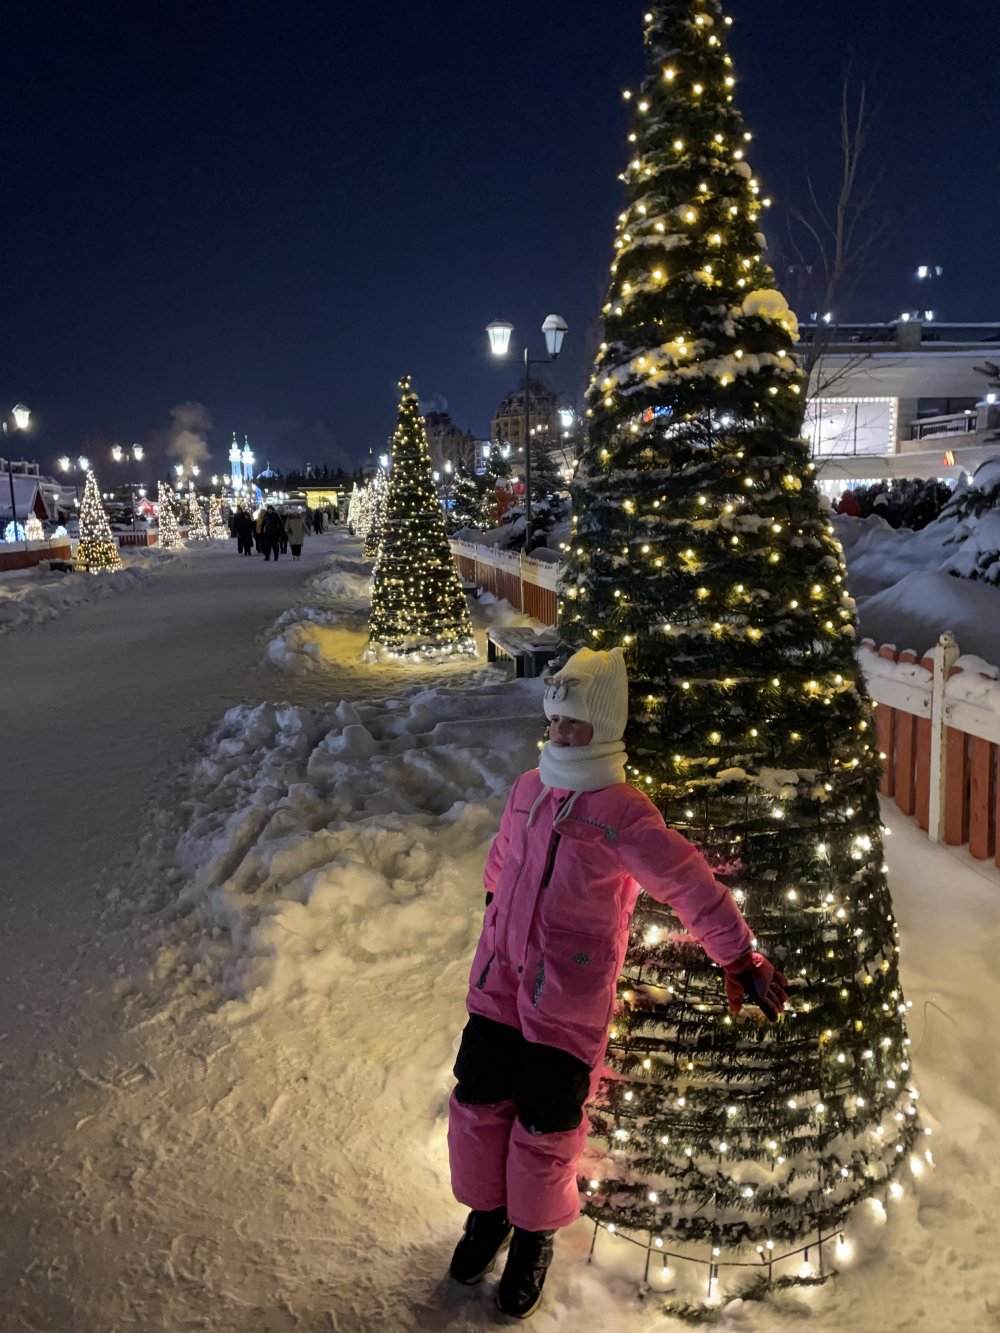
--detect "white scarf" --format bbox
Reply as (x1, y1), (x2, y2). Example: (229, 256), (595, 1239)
(536, 738), (628, 795)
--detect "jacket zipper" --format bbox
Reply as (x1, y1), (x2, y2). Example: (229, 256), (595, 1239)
(540, 832), (562, 888)
(502, 793), (567, 968)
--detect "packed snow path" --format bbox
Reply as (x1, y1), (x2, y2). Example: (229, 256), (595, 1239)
(1, 536), (998, 1332)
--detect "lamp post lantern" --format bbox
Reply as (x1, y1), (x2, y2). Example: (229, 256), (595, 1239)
(486, 313), (568, 550)
(110, 443), (145, 529)
(4, 403), (32, 547)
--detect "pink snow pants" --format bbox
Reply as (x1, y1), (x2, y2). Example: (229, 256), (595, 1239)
(447, 1014), (604, 1232)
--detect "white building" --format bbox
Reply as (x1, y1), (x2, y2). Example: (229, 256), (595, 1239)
(802, 320), (1000, 487)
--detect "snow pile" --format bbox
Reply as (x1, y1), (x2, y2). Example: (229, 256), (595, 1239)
(856, 570), (1000, 664)
(0, 549), (184, 634)
(156, 679), (544, 1009)
(306, 554), (372, 605)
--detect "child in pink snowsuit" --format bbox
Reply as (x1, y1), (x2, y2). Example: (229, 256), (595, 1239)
(447, 646), (786, 1318)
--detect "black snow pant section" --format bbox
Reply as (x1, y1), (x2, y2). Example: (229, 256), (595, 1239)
(237, 536), (253, 555)
(290, 544), (303, 557)
(453, 1014), (591, 1134)
(263, 539), (280, 561)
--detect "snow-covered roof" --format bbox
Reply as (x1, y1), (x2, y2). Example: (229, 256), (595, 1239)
(0, 476), (49, 521)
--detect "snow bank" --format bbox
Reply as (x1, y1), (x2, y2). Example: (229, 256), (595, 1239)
(857, 570), (1000, 663)
(157, 679), (545, 1009)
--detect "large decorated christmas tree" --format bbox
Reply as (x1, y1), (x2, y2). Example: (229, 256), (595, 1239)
(369, 378), (476, 657)
(77, 470), (123, 572)
(562, 0), (923, 1288)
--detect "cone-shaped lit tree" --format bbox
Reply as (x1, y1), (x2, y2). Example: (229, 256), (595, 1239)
(208, 495), (228, 540)
(369, 377), (476, 657)
(347, 483), (363, 531)
(356, 481), (374, 546)
(157, 481), (180, 550)
(363, 466), (389, 558)
(449, 462), (487, 532)
(562, 1), (921, 1280)
(77, 470), (123, 572)
(185, 493), (207, 541)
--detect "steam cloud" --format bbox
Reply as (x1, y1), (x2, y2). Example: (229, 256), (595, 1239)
(164, 402), (213, 470)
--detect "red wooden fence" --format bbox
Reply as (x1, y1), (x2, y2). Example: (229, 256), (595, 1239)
(861, 635), (1000, 868)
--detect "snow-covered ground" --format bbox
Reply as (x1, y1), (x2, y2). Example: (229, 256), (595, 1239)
(1, 531), (998, 1331)
(0, 544), (195, 634)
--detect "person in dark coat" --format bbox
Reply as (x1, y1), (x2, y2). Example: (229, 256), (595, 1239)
(313, 508), (324, 535)
(278, 510), (289, 555)
(261, 505), (285, 561)
(233, 507), (255, 556)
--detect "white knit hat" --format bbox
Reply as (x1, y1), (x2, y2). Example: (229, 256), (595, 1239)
(542, 646), (629, 744)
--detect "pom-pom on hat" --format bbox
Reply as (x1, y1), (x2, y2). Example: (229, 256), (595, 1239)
(543, 646), (629, 744)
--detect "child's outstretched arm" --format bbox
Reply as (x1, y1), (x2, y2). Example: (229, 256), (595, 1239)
(617, 798), (752, 965)
(617, 797), (788, 1021)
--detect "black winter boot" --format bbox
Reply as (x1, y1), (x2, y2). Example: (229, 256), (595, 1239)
(496, 1226), (555, 1318)
(449, 1207), (514, 1284)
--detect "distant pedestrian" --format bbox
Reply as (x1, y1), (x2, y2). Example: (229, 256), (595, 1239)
(278, 511), (289, 555)
(836, 489), (861, 518)
(285, 509), (307, 559)
(233, 507), (254, 556)
(254, 508), (265, 553)
(313, 509), (324, 535)
(261, 505), (285, 561)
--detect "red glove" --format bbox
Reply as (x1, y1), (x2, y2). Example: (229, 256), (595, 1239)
(724, 951), (787, 1022)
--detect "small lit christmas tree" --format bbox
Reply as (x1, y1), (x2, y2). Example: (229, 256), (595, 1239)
(208, 495), (228, 540)
(77, 470), (123, 573)
(347, 483), (363, 531)
(157, 481), (180, 549)
(363, 466), (389, 558)
(184, 493), (207, 540)
(356, 481), (374, 545)
(484, 429), (514, 525)
(561, 0), (921, 1293)
(369, 377), (477, 657)
(25, 515), (44, 541)
(450, 462), (488, 532)
(3, 521), (25, 543)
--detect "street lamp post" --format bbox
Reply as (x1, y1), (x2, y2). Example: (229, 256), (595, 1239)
(3, 403), (32, 545)
(111, 443), (144, 529)
(486, 314), (567, 550)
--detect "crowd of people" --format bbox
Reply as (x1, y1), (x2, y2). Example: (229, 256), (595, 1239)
(228, 502), (337, 561)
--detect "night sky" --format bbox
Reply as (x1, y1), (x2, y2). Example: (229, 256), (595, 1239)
(4, 0), (997, 477)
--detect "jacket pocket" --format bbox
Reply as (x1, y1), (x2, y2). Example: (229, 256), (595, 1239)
(469, 905), (498, 993)
(531, 926), (620, 1028)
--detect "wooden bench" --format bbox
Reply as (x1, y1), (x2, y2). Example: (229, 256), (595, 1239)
(486, 627), (560, 679)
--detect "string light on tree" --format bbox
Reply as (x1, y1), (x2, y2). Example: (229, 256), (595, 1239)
(77, 470), (123, 573)
(563, 0), (920, 1302)
(368, 376), (477, 659)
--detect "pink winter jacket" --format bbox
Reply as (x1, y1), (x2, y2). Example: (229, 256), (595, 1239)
(465, 770), (753, 1067)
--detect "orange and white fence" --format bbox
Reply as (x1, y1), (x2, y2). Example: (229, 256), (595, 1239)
(860, 633), (1000, 866)
(449, 540), (559, 627)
